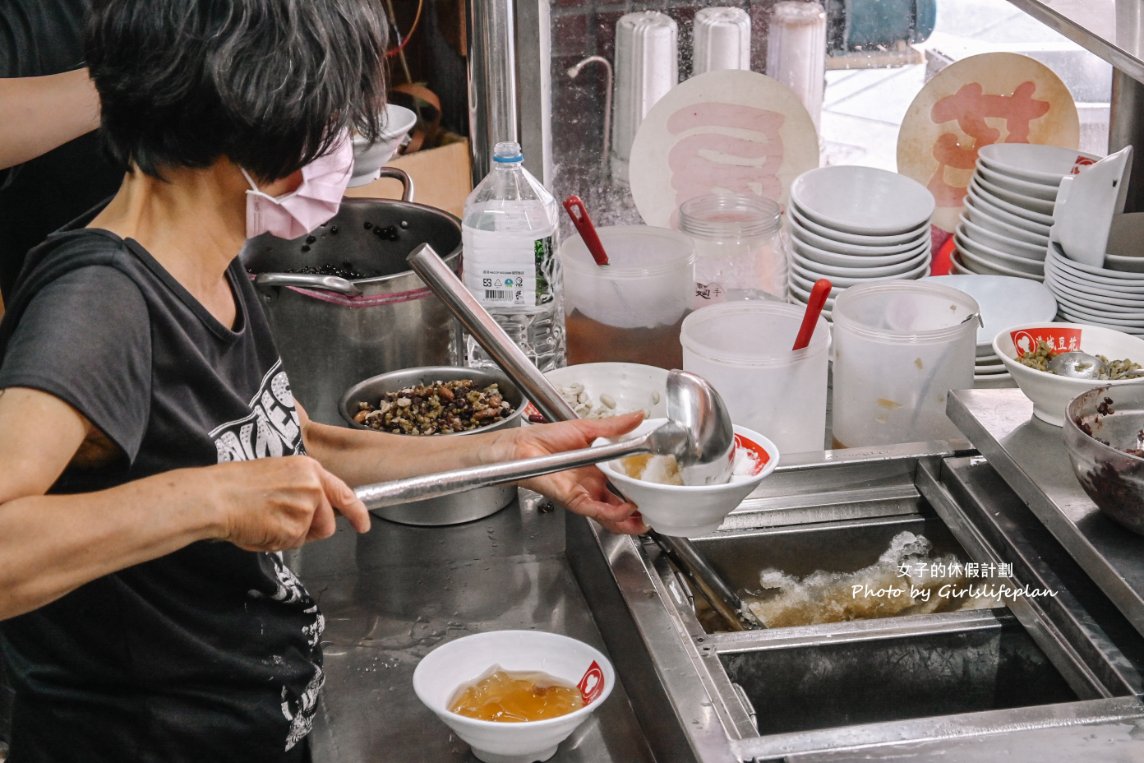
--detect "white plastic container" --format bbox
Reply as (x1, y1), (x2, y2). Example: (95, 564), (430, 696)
(559, 225), (694, 369)
(680, 302), (830, 455)
(462, 141), (565, 371)
(831, 282), (979, 448)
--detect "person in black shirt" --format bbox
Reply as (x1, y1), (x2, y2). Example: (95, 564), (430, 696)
(0, 1), (647, 761)
(0, 0), (121, 300)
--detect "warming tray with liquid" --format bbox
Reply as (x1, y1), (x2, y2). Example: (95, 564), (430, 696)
(567, 441), (1144, 761)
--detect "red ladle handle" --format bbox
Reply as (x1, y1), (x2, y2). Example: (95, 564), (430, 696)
(793, 278), (832, 351)
(562, 195), (609, 266)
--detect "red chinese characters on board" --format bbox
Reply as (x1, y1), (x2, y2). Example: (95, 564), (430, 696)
(927, 81), (1051, 207)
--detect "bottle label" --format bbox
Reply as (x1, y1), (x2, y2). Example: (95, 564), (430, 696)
(464, 228), (555, 308)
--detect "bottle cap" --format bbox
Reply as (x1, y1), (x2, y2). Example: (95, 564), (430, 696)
(493, 141), (524, 163)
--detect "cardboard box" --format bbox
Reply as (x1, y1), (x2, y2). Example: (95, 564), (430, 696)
(346, 140), (472, 218)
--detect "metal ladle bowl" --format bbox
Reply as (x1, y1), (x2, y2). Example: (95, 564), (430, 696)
(1047, 351), (1144, 380)
(353, 370), (737, 510)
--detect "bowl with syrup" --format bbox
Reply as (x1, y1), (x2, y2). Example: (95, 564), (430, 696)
(412, 630), (615, 763)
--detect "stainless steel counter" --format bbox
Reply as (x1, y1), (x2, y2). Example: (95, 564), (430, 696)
(290, 497), (654, 762)
(947, 388), (1144, 638)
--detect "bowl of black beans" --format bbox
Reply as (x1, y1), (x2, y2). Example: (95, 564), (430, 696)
(339, 366), (529, 526)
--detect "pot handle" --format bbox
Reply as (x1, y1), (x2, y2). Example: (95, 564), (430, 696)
(253, 272), (362, 296)
(377, 167), (415, 202)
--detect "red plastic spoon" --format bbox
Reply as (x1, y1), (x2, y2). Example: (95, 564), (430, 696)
(562, 195), (609, 266)
(793, 278), (832, 351)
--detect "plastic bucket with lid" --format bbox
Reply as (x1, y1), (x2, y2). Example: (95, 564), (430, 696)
(830, 281), (979, 448)
(559, 225), (694, 369)
(681, 301), (829, 455)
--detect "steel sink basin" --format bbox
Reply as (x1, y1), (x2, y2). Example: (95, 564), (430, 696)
(567, 445), (1144, 761)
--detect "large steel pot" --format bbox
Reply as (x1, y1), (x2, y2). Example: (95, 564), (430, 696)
(241, 171), (463, 424)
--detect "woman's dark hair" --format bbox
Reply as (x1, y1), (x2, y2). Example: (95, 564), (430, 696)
(86, 0), (389, 181)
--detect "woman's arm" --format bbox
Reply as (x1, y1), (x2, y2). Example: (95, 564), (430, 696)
(300, 408), (649, 535)
(0, 387), (369, 620)
(0, 69), (101, 170)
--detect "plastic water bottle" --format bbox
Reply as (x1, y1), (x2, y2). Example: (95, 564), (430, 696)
(462, 141), (566, 371)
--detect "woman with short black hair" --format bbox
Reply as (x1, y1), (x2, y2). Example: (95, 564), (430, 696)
(0, 1), (646, 759)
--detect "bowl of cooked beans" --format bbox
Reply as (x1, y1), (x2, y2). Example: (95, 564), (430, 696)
(339, 366), (529, 525)
(993, 323), (1144, 426)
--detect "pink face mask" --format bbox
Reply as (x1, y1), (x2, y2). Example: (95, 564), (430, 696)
(243, 131), (354, 239)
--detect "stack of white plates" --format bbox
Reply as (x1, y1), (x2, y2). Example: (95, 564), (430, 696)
(922, 274), (1057, 381)
(786, 165), (934, 317)
(1045, 239), (1144, 335)
(952, 144), (1098, 281)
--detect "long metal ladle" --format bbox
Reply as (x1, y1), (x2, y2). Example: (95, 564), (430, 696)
(356, 384), (727, 510)
(399, 243), (761, 631)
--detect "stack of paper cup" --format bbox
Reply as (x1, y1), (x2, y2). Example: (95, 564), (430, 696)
(612, 11), (678, 182)
(692, 7), (751, 77)
(765, 1), (827, 131)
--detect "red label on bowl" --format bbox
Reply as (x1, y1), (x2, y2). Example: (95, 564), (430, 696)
(1011, 327), (1082, 357)
(734, 434), (770, 475)
(1071, 156), (1096, 174)
(578, 661), (606, 704)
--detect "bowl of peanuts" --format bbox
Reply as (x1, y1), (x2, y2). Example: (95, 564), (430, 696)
(339, 365), (528, 525)
(536, 363), (670, 423)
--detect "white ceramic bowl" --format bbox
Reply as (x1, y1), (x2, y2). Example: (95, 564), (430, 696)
(1045, 260), (1144, 308)
(965, 188), (1052, 238)
(788, 259), (930, 293)
(994, 322), (1144, 426)
(955, 244), (1043, 280)
(787, 214), (928, 256)
(958, 215), (1046, 261)
(1048, 240), (1144, 288)
(787, 235), (928, 271)
(595, 419), (780, 537)
(540, 363), (669, 421)
(350, 104), (418, 187)
(954, 230), (1045, 274)
(973, 173), (1056, 215)
(969, 178), (1055, 225)
(413, 630), (615, 763)
(975, 164), (1059, 201)
(789, 166), (935, 236)
(977, 144), (1100, 185)
(788, 202), (927, 246)
(962, 202), (1049, 247)
(789, 250), (929, 283)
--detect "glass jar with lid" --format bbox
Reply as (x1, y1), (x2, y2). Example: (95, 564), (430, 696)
(677, 193), (783, 306)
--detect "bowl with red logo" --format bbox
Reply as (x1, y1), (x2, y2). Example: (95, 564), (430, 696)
(594, 418), (780, 537)
(994, 322), (1144, 426)
(412, 630), (615, 763)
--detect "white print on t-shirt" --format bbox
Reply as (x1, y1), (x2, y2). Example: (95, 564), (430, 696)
(210, 360), (305, 462)
(250, 535), (327, 751)
(282, 666), (324, 751)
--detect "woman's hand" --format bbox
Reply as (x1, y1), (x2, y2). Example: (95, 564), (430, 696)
(488, 412), (649, 535)
(205, 456), (370, 551)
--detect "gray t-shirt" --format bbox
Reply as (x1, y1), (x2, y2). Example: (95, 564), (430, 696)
(0, 222), (322, 761)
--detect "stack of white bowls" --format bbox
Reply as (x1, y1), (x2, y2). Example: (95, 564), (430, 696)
(786, 166), (934, 317)
(953, 144), (1098, 281)
(1045, 235), (1144, 335)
